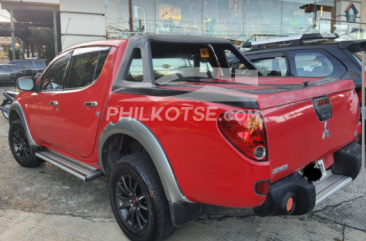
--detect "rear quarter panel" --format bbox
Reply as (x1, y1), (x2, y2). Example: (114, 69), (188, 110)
(104, 93), (271, 208)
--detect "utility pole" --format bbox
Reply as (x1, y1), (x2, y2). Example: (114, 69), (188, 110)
(10, 9), (16, 61)
(20, 40), (24, 59)
(129, 0), (133, 34)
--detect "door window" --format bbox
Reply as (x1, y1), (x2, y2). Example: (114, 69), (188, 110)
(19, 61), (33, 69)
(251, 57), (288, 76)
(0, 66), (8, 72)
(289, 50), (346, 78)
(66, 47), (110, 89)
(34, 60), (47, 69)
(9, 61), (19, 66)
(40, 52), (71, 90)
(10, 65), (22, 72)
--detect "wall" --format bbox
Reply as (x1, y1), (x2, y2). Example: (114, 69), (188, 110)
(60, 0), (105, 50)
(362, 0), (366, 29)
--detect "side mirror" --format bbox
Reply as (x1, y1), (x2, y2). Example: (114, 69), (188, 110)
(17, 77), (35, 91)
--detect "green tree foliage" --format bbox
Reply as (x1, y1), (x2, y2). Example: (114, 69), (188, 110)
(27, 27), (61, 64)
(161, 64), (171, 73)
(7, 48), (20, 61)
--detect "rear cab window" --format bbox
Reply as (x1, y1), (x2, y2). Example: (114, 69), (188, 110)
(151, 43), (218, 85)
(288, 49), (346, 78)
(148, 42), (252, 85)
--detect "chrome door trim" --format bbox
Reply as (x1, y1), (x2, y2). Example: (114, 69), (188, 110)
(49, 101), (59, 106)
(84, 101), (98, 107)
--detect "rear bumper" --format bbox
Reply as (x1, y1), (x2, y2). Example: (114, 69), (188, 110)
(254, 142), (361, 217)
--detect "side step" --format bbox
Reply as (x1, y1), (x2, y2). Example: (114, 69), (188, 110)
(315, 170), (352, 204)
(35, 150), (103, 182)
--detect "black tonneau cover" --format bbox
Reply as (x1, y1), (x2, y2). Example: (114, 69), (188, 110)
(113, 77), (345, 109)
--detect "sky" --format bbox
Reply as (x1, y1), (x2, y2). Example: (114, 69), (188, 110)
(0, 0), (60, 22)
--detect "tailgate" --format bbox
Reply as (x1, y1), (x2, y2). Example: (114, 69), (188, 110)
(259, 81), (360, 182)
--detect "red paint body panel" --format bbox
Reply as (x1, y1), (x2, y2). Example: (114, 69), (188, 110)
(106, 94), (270, 208)
(51, 47), (117, 158)
(261, 89), (359, 182)
(14, 39), (361, 209)
(17, 40), (128, 166)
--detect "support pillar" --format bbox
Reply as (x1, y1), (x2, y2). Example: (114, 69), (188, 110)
(53, 11), (59, 55)
(10, 9), (16, 61)
(361, 51), (365, 184)
(20, 40), (24, 59)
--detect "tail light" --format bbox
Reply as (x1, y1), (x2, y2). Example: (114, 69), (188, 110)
(357, 88), (365, 105)
(218, 111), (268, 161)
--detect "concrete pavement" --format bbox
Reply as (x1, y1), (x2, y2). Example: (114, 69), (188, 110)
(0, 86), (365, 241)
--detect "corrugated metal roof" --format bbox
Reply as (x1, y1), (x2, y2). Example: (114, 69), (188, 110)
(0, 1), (60, 26)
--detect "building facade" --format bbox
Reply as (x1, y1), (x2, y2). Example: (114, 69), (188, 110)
(60, 0), (366, 50)
(361, 0), (366, 29)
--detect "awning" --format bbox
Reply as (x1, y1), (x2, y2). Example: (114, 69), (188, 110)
(0, 1), (60, 27)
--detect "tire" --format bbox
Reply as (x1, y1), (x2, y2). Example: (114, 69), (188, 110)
(109, 152), (175, 241)
(8, 119), (43, 167)
(2, 101), (11, 119)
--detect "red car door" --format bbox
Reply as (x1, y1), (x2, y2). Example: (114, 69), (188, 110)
(25, 51), (72, 147)
(54, 47), (113, 158)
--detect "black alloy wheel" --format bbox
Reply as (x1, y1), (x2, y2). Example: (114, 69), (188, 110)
(109, 152), (175, 241)
(11, 125), (31, 160)
(9, 120), (43, 167)
(115, 175), (149, 231)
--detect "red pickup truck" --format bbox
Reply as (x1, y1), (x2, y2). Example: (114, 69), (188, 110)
(9, 35), (361, 241)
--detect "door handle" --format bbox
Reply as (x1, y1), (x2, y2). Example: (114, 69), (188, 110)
(84, 101), (98, 107)
(49, 101), (58, 106)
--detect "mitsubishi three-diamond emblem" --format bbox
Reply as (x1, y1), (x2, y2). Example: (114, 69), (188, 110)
(322, 122), (331, 139)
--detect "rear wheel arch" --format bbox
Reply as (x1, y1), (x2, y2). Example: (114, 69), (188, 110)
(98, 117), (190, 203)
(101, 133), (147, 174)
